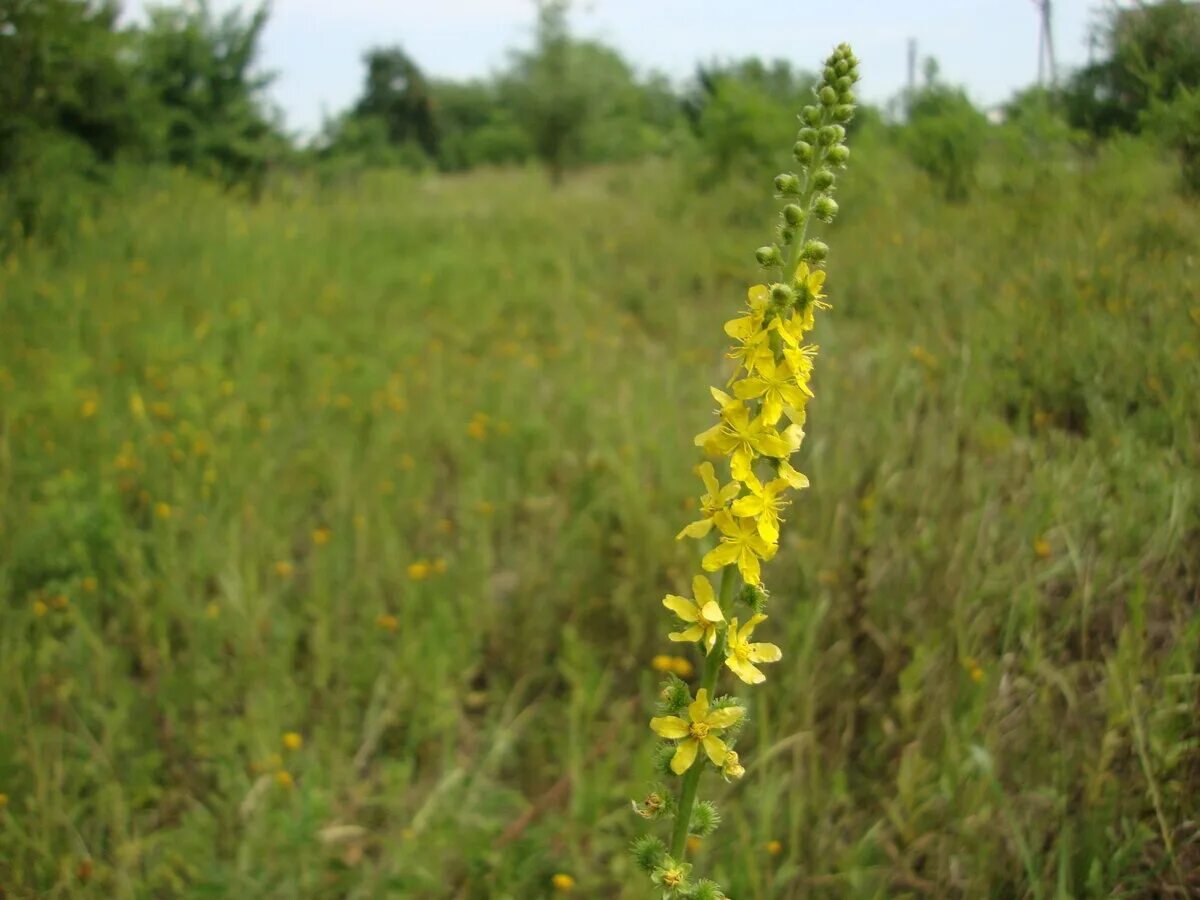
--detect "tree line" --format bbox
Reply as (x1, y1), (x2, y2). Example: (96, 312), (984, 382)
(1, 0), (1197, 238)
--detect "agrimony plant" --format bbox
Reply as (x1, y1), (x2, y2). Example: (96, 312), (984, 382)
(630, 44), (860, 898)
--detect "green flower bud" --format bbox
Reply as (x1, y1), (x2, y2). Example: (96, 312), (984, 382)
(630, 835), (667, 874)
(797, 126), (818, 144)
(827, 144), (850, 165)
(839, 89), (856, 105)
(812, 167), (835, 190)
(802, 105), (821, 127)
(814, 196), (839, 222)
(770, 283), (796, 305)
(835, 76), (852, 93)
(832, 124), (846, 142)
(690, 800), (722, 837)
(691, 881), (728, 900)
(739, 583), (769, 613)
(773, 173), (802, 195)
(652, 741), (676, 776)
(778, 224), (795, 246)
(835, 59), (849, 76)
(819, 85), (838, 106)
(833, 104), (855, 123)
(823, 66), (837, 83)
(755, 244), (783, 267)
(659, 674), (690, 713)
(782, 203), (805, 226)
(792, 140), (813, 164)
(817, 126), (838, 147)
(801, 239), (829, 263)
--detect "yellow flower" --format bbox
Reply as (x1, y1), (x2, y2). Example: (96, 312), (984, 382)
(551, 873), (575, 892)
(766, 839), (783, 855)
(669, 657), (694, 678)
(274, 560), (294, 577)
(781, 344), (819, 384)
(722, 750), (745, 781)
(776, 458), (810, 490)
(275, 770), (294, 789)
(694, 401), (791, 481)
(725, 615), (782, 684)
(0, 792), (7, 809)
(732, 357), (811, 425)
(81, 576), (98, 593)
(282, 732), (303, 751)
(662, 575), (725, 653)
(702, 512), (777, 585)
(793, 261), (826, 304)
(676, 462), (740, 540)
(32, 599), (49, 617)
(312, 527), (331, 546)
(1033, 537), (1052, 558)
(724, 284), (771, 340)
(649, 688), (743, 775)
(686, 835), (702, 854)
(407, 560), (431, 580)
(731, 475), (791, 543)
(154, 502), (172, 520)
(376, 613), (399, 632)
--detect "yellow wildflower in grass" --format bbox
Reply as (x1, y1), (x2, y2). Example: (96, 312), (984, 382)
(702, 512), (777, 585)
(650, 689), (743, 775)
(1034, 537), (1052, 558)
(407, 560), (431, 580)
(81, 577), (97, 593)
(376, 613), (399, 632)
(676, 462), (740, 540)
(154, 502), (172, 520)
(725, 616), (782, 685)
(551, 873), (575, 892)
(631, 42), (860, 897)
(282, 732), (303, 751)
(312, 527), (332, 546)
(33, 599), (49, 617)
(0, 792), (7, 809)
(766, 839), (783, 856)
(275, 770), (294, 789)
(662, 575), (725, 653)
(694, 401), (791, 482)
(730, 475), (791, 543)
(274, 560), (294, 577)
(732, 357), (811, 425)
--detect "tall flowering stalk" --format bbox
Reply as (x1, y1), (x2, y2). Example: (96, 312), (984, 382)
(631, 45), (860, 899)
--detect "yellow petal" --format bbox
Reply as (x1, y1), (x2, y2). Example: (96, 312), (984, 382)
(731, 496), (764, 518)
(737, 548), (761, 585)
(676, 518), (714, 540)
(702, 734), (729, 766)
(740, 614), (768, 641)
(762, 394), (783, 425)
(726, 655), (765, 685)
(702, 542), (740, 572)
(749, 641), (782, 663)
(691, 575), (714, 606)
(730, 452), (753, 483)
(671, 738), (699, 774)
(748, 284), (770, 303)
(650, 716), (690, 740)
(753, 432), (791, 459)
(697, 461), (719, 497)
(663, 594), (700, 622)
(705, 706), (744, 729)
(669, 625), (705, 643)
(688, 688), (710, 724)
(699, 600), (724, 624)
(693, 423), (724, 449)
(757, 516), (779, 544)
(732, 378), (767, 401)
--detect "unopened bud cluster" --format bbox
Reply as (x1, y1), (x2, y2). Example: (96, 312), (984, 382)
(759, 44), (860, 286)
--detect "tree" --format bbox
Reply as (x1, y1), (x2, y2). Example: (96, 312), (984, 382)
(135, 0), (282, 190)
(503, 0), (589, 183)
(353, 46), (437, 158)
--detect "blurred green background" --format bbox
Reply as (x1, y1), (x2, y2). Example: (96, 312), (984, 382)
(1, 1), (1198, 897)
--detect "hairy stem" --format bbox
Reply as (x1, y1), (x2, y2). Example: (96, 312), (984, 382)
(669, 565), (737, 860)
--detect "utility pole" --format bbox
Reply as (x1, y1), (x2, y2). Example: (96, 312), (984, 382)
(1034, 0), (1057, 88)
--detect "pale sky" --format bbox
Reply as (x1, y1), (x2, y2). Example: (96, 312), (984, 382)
(124, 0), (1104, 137)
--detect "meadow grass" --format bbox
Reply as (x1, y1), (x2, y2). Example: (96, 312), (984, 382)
(1, 135), (1198, 897)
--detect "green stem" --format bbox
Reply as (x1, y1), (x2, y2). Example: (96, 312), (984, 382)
(669, 566), (737, 860)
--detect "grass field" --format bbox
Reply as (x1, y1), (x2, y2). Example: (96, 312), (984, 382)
(1, 135), (1198, 897)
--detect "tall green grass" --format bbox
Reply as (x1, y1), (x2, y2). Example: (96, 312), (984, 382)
(1, 135), (1197, 897)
